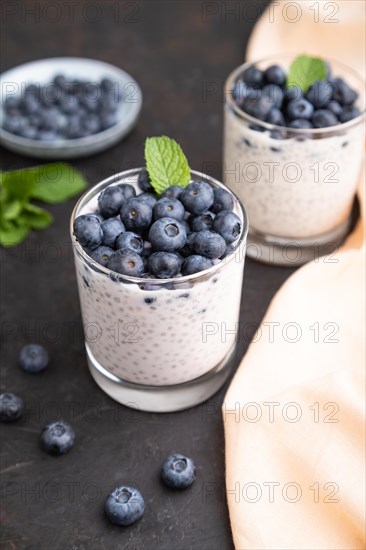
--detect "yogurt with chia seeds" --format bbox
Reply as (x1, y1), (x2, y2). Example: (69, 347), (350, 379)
(224, 107), (364, 238)
(72, 170), (247, 387)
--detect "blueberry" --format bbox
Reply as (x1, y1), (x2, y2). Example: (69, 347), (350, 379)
(306, 80), (333, 108)
(137, 192), (157, 209)
(289, 119), (314, 129)
(180, 181), (214, 215)
(19, 124), (38, 139)
(4, 96), (21, 114)
(190, 211), (215, 232)
(101, 218), (125, 247)
(21, 94), (41, 114)
(193, 230), (226, 259)
(98, 186), (127, 218)
(287, 99), (314, 120)
(40, 107), (65, 131)
(285, 86), (303, 102)
(116, 231), (144, 254)
(264, 64), (286, 86)
(40, 420), (75, 455)
(213, 210), (241, 244)
(100, 111), (117, 130)
(181, 255), (213, 275)
(262, 84), (284, 108)
(266, 107), (285, 126)
(40, 83), (60, 106)
(153, 197), (185, 221)
(53, 74), (67, 89)
(138, 170), (152, 192)
(312, 109), (338, 128)
(161, 185), (184, 200)
(120, 197), (152, 231)
(149, 218), (187, 252)
(327, 100), (343, 117)
(148, 252), (181, 278)
(90, 246), (114, 267)
(243, 95), (273, 121)
(212, 188), (234, 214)
(65, 116), (84, 138)
(107, 249), (144, 276)
(18, 344), (49, 373)
(59, 93), (79, 114)
(101, 78), (115, 92)
(0, 393), (24, 423)
(339, 106), (361, 123)
(178, 232), (196, 257)
(333, 78), (358, 105)
(73, 214), (103, 249)
(82, 114), (100, 135)
(36, 129), (58, 141)
(2, 115), (27, 135)
(243, 66), (263, 87)
(117, 184), (136, 201)
(161, 453), (196, 489)
(104, 486), (145, 526)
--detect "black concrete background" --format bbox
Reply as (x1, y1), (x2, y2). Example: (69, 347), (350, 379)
(0, 2), (296, 549)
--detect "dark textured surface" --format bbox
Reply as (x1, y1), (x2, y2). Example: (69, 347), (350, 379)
(0, 2), (295, 549)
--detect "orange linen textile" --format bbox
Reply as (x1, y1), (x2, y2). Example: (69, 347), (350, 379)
(223, 2), (366, 549)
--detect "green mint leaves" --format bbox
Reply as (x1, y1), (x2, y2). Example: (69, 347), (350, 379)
(145, 136), (190, 195)
(287, 54), (327, 92)
(0, 163), (87, 247)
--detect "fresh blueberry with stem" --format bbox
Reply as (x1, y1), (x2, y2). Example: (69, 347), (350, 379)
(161, 453), (196, 489)
(287, 99), (314, 120)
(18, 344), (49, 373)
(116, 231), (144, 255)
(73, 214), (103, 249)
(101, 218), (125, 247)
(104, 486), (145, 526)
(306, 80), (334, 108)
(120, 197), (153, 231)
(264, 64), (286, 86)
(40, 420), (75, 455)
(180, 181), (214, 215)
(98, 186), (128, 218)
(107, 249), (144, 276)
(153, 197), (185, 221)
(148, 252), (181, 278)
(90, 246), (114, 267)
(312, 109), (338, 128)
(193, 230), (226, 260)
(161, 185), (184, 200)
(181, 255), (213, 275)
(212, 188), (234, 214)
(0, 393), (24, 423)
(149, 217), (187, 252)
(189, 211), (215, 232)
(213, 211), (242, 244)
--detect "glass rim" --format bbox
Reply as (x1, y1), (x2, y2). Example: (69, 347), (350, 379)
(70, 167), (249, 286)
(225, 53), (366, 135)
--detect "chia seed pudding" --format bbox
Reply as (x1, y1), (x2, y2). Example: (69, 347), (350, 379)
(224, 56), (365, 246)
(71, 169), (247, 387)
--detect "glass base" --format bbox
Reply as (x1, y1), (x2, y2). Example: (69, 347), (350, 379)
(86, 343), (235, 413)
(246, 215), (352, 266)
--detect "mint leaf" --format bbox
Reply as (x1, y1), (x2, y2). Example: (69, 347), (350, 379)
(2, 200), (22, 220)
(30, 163), (87, 204)
(19, 203), (53, 229)
(145, 136), (190, 195)
(1, 168), (37, 202)
(287, 54), (327, 92)
(0, 221), (30, 247)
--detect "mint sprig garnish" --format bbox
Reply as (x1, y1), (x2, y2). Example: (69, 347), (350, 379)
(145, 136), (190, 195)
(0, 163), (87, 247)
(287, 54), (327, 92)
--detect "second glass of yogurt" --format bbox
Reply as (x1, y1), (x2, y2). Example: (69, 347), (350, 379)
(224, 55), (365, 265)
(71, 169), (248, 412)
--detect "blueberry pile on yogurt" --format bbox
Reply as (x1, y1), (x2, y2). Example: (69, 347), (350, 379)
(73, 174), (241, 279)
(233, 60), (361, 133)
(2, 74), (121, 140)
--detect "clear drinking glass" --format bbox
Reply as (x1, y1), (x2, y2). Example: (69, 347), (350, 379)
(224, 55), (365, 265)
(70, 169), (248, 412)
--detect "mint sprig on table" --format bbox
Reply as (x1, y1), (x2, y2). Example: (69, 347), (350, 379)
(145, 136), (191, 195)
(0, 163), (87, 247)
(287, 54), (327, 92)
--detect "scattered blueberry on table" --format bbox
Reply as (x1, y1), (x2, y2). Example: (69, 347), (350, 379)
(18, 343), (49, 373)
(232, 56), (361, 133)
(2, 74), (122, 140)
(104, 486), (145, 526)
(40, 420), (75, 455)
(161, 453), (196, 489)
(0, 393), (24, 422)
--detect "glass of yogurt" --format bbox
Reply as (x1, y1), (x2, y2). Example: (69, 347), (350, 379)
(70, 169), (248, 412)
(224, 55), (365, 265)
